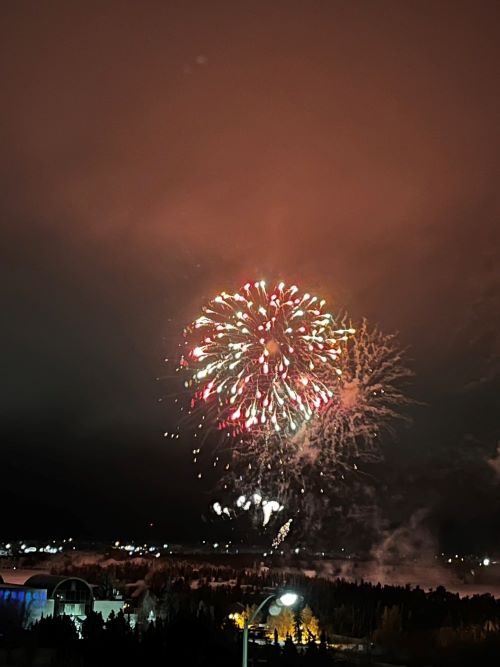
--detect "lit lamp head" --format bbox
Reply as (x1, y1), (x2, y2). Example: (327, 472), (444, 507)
(278, 592), (298, 607)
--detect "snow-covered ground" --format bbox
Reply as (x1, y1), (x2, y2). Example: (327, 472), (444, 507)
(2, 555), (500, 598)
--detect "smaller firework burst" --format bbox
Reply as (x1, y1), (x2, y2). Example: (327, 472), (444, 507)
(212, 491), (284, 527)
(309, 317), (413, 469)
(272, 519), (293, 548)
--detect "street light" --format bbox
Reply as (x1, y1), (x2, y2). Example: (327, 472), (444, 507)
(278, 592), (298, 607)
(241, 591), (299, 667)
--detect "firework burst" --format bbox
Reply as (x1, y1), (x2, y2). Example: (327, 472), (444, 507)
(177, 285), (412, 547)
(308, 317), (413, 469)
(182, 281), (353, 437)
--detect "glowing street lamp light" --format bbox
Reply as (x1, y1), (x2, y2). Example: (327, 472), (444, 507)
(241, 591), (299, 667)
(278, 592), (298, 607)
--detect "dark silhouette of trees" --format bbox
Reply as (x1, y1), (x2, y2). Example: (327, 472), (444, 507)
(1, 559), (500, 664)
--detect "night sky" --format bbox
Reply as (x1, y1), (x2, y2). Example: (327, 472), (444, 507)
(1, 1), (499, 550)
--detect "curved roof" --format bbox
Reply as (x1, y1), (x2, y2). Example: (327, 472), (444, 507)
(24, 574), (93, 598)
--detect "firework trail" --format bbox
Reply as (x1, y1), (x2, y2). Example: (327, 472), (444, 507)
(273, 519), (293, 548)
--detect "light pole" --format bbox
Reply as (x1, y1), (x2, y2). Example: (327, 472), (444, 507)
(241, 591), (298, 667)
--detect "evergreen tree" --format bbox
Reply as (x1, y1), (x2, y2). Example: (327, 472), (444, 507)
(294, 610), (303, 645)
(81, 610), (104, 642)
(282, 635), (298, 666)
(106, 609), (131, 641)
(373, 604), (403, 653)
(304, 638), (319, 666)
(301, 605), (320, 641)
(267, 607), (295, 641)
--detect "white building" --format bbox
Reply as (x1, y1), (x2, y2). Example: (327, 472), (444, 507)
(0, 574), (125, 627)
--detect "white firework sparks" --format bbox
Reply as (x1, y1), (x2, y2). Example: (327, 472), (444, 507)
(309, 317), (413, 468)
(182, 280), (353, 437)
